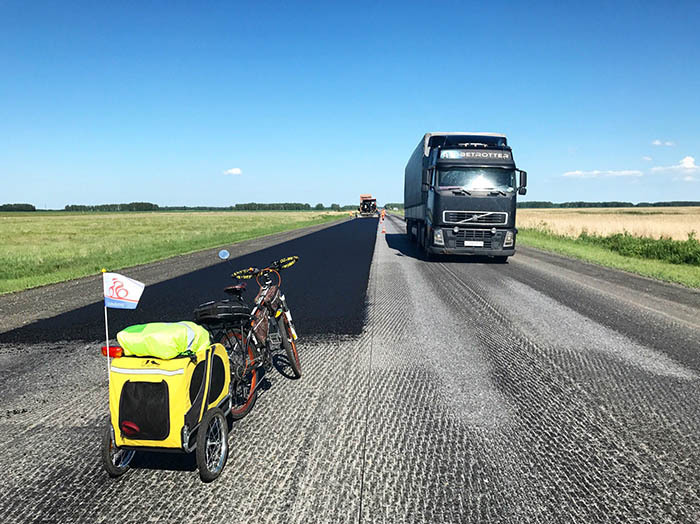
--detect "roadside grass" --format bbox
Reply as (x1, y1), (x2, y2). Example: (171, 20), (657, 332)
(0, 211), (345, 294)
(517, 228), (700, 288)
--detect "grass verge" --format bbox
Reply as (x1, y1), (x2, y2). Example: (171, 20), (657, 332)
(517, 229), (700, 288)
(0, 211), (345, 294)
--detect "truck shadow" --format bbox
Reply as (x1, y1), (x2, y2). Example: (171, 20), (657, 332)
(384, 232), (507, 264)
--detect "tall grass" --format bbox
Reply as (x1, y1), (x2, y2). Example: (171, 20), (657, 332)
(517, 227), (700, 288)
(577, 231), (700, 266)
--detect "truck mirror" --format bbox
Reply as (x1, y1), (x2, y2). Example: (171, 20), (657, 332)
(519, 170), (527, 188)
(518, 187), (527, 195)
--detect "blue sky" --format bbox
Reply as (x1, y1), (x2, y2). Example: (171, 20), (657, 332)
(1, 0), (699, 208)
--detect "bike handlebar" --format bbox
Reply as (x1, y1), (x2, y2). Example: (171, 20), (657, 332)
(232, 256), (299, 280)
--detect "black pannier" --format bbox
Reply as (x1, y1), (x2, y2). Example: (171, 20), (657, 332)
(194, 299), (251, 328)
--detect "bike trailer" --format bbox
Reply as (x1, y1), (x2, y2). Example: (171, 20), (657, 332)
(108, 341), (231, 451)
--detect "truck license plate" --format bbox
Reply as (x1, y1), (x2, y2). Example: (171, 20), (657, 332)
(464, 241), (484, 247)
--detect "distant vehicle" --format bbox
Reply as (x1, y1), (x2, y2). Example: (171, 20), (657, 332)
(358, 194), (378, 217)
(404, 132), (527, 261)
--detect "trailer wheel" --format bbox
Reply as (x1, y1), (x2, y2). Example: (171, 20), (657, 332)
(101, 424), (135, 478)
(196, 408), (228, 482)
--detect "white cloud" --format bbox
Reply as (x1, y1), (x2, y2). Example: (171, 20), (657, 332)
(651, 156), (699, 173)
(652, 139), (675, 147)
(223, 167), (242, 175)
(562, 169), (643, 178)
(642, 155), (653, 161)
(682, 175), (698, 182)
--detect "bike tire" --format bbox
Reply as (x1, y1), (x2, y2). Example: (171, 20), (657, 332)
(280, 317), (301, 379)
(219, 331), (258, 420)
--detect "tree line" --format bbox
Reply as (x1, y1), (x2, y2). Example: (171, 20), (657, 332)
(518, 201), (700, 208)
(55, 202), (359, 212)
(65, 202), (160, 212)
(9, 200), (696, 212)
(0, 203), (36, 211)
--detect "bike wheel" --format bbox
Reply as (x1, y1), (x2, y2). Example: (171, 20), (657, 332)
(101, 423), (135, 478)
(280, 316), (301, 379)
(196, 408), (228, 482)
(219, 331), (258, 420)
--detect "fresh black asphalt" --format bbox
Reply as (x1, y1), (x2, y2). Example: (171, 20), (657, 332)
(0, 217), (378, 344)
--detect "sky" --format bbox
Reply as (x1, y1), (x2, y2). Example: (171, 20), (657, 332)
(1, 0), (699, 208)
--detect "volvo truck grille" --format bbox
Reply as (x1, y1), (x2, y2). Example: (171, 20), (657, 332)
(443, 211), (507, 225)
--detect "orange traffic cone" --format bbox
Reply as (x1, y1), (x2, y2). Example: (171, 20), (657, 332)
(381, 225), (386, 234)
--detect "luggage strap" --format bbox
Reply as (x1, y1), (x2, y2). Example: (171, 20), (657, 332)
(176, 322), (198, 362)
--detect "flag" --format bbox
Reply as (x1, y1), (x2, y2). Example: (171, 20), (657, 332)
(103, 272), (145, 310)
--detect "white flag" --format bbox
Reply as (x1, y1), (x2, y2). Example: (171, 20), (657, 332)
(103, 272), (145, 310)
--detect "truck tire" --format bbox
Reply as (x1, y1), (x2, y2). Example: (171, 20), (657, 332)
(421, 226), (435, 260)
(493, 256), (509, 263)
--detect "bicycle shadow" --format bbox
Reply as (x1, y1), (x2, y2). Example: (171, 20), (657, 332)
(271, 349), (301, 380)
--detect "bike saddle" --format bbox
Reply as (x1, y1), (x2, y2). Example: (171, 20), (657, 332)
(224, 283), (247, 296)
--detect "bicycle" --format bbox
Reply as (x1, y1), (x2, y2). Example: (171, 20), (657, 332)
(194, 253), (301, 421)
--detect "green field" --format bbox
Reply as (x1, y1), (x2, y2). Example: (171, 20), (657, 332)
(517, 229), (700, 288)
(0, 211), (345, 294)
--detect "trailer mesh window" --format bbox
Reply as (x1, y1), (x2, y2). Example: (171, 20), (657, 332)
(119, 381), (170, 441)
(207, 354), (226, 404)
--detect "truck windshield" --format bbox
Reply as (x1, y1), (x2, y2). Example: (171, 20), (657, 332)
(438, 167), (515, 191)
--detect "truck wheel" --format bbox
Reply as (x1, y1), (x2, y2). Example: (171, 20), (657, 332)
(422, 226), (435, 260)
(196, 408), (228, 482)
(493, 256), (509, 263)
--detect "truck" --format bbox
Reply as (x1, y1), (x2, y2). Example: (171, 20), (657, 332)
(404, 132), (527, 261)
(358, 194), (378, 217)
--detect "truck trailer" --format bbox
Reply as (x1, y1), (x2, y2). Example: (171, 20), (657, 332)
(358, 194), (378, 217)
(404, 132), (527, 261)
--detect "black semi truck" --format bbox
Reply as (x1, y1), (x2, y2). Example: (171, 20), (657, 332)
(404, 132), (527, 261)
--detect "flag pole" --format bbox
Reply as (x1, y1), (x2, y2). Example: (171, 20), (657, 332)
(102, 269), (110, 394)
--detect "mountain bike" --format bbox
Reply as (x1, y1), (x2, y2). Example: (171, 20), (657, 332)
(194, 253), (301, 421)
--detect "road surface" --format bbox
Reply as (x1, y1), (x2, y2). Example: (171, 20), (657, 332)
(0, 215), (698, 523)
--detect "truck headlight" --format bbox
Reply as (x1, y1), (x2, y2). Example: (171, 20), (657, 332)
(433, 228), (445, 246)
(504, 231), (514, 247)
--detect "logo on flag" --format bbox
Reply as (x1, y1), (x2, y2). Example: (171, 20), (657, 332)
(103, 272), (145, 309)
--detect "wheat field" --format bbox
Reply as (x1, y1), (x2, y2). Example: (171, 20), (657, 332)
(517, 207), (700, 240)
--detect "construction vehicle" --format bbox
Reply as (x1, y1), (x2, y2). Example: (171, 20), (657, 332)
(358, 195), (378, 217)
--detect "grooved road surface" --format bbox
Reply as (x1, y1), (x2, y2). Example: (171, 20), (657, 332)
(1, 216), (699, 523)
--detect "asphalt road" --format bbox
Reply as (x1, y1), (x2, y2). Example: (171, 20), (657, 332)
(1, 215), (699, 523)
